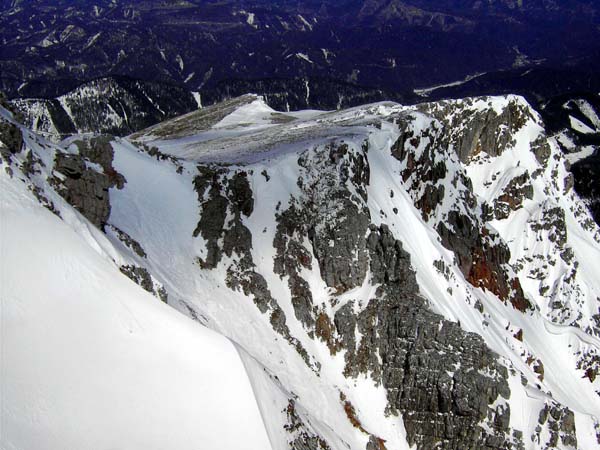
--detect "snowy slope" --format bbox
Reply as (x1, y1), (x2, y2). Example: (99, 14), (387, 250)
(2, 94), (600, 450)
(0, 109), (270, 450)
(128, 96), (600, 449)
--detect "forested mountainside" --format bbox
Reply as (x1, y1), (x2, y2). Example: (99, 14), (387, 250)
(2, 0), (599, 100)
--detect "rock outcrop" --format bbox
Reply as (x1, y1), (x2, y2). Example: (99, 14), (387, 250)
(191, 139), (521, 449)
(390, 107), (531, 312)
(51, 135), (125, 230)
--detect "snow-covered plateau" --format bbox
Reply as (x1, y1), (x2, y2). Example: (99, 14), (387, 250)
(1, 93), (600, 450)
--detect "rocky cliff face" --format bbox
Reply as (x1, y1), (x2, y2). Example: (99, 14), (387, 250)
(2, 94), (600, 449)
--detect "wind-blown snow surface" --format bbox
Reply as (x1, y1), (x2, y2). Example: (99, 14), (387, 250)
(2, 95), (600, 449)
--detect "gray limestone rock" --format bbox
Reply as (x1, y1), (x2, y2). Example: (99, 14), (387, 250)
(492, 172), (534, 220)
(193, 165), (312, 366)
(109, 225), (148, 258)
(390, 110), (530, 312)
(296, 143), (372, 294)
(272, 141), (372, 338)
(334, 224), (515, 450)
(273, 202), (317, 329)
(530, 206), (568, 248)
(437, 211), (530, 312)
(72, 135), (126, 188)
(52, 153), (113, 230)
(0, 94), (24, 163)
(285, 399), (332, 450)
(0, 118), (23, 163)
(535, 404), (578, 449)
(50, 135), (125, 231)
(193, 167), (228, 269)
(120, 265), (155, 293)
(531, 136), (552, 167)
(417, 97), (532, 163)
(119, 264), (168, 303)
(187, 111), (549, 449)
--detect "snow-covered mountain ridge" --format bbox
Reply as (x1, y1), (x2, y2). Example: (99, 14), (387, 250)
(9, 77), (199, 138)
(1, 93), (600, 449)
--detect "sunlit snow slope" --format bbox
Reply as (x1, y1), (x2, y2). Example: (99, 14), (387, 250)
(2, 94), (600, 450)
(0, 108), (270, 450)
